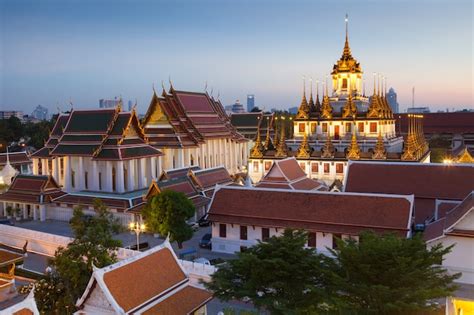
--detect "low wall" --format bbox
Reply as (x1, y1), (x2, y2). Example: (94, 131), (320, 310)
(178, 259), (216, 285)
(0, 225), (137, 260)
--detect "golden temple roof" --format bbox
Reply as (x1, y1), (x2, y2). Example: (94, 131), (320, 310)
(331, 14), (362, 75)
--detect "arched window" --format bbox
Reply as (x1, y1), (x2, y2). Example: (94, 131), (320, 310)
(124, 167), (128, 191)
(190, 154), (194, 166)
(172, 156), (176, 169)
(342, 78), (348, 89)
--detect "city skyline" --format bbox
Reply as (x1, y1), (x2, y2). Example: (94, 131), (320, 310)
(0, 0), (472, 114)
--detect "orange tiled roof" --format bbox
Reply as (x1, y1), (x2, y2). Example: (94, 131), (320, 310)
(141, 286), (212, 315)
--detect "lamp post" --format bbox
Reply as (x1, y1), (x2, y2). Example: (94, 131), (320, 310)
(129, 220), (146, 251)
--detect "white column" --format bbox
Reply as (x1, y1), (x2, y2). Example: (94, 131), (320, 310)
(156, 157), (162, 178)
(32, 158), (38, 175)
(127, 159), (135, 191)
(2, 202), (6, 217)
(63, 156), (72, 192)
(116, 161), (125, 193)
(177, 150), (184, 168)
(39, 205), (46, 222)
(137, 158), (145, 189)
(150, 157), (157, 181)
(78, 157), (85, 190)
(105, 161), (113, 192)
(41, 159), (47, 176)
(91, 161), (99, 191)
(22, 204), (27, 219)
(33, 205), (38, 221)
(53, 158), (59, 182)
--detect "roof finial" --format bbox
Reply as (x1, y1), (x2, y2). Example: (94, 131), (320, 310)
(204, 81), (208, 92)
(373, 72), (377, 95)
(345, 14), (349, 42)
(302, 75), (306, 98)
(168, 76), (174, 92)
(309, 77), (313, 98)
(217, 90), (220, 100)
(5, 145), (10, 165)
(152, 82), (156, 94)
(325, 75), (329, 95)
(210, 87), (214, 97)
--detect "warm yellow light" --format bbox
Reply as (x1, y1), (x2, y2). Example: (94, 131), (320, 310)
(140, 224), (146, 231)
(443, 159), (453, 164)
(129, 222), (135, 230)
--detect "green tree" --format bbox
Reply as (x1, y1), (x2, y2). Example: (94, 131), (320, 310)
(24, 118), (56, 149)
(143, 190), (195, 248)
(6, 116), (24, 142)
(34, 199), (121, 314)
(324, 231), (460, 314)
(205, 229), (330, 314)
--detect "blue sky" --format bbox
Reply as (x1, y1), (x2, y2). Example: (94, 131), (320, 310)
(0, 0), (472, 114)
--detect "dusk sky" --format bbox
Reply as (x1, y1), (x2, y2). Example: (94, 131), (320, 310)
(0, 0), (472, 114)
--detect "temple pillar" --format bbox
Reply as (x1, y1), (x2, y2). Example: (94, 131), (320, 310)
(39, 205), (46, 222)
(63, 156), (72, 192)
(91, 161), (99, 191)
(2, 201), (6, 217)
(149, 157), (157, 181)
(22, 204), (27, 219)
(116, 161), (125, 193)
(177, 150), (184, 169)
(77, 157), (85, 190)
(41, 159), (47, 176)
(53, 158), (59, 182)
(156, 157), (162, 178)
(104, 161), (113, 192)
(137, 158), (145, 189)
(127, 159), (135, 191)
(32, 158), (38, 175)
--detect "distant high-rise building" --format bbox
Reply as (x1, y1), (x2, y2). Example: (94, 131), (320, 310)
(247, 95), (255, 112)
(0, 111), (24, 121)
(386, 87), (399, 113)
(288, 106), (298, 115)
(99, 98), (121, 109)
(231, 100), (245, 113)
(31, 105), (49, 121)
(407, 107), (431, 113)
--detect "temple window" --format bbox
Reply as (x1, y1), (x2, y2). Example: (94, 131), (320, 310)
(38, 160), (42, 175)
(370, 122), (377, 133)
(345, 123), (351, 133)
(299, 123), (305, 133)
(173, 157), (176, 169)
(311, 163), (318, 173)
(85, 172), (89, 190)
(310, 123), (316, 133)
(253, 161), (259, 173)
(358, 122), (364, 133)
(98, 173), (102, 190)
(308, 232), (316, 248)
(190, 154), (194, 166)
(262, 228), (270, 241)
(48, 160), (53, 174)
(333, 233), (342, 249)
(336, 163), (344, 174)
(264, 161), (271, 171)
(71, 170), (75, 188)
(324, 163), (330, 174)
(112, 167), (116, 192)
(219, 224), (227, 238)
(240, 226), (248, 240)
(322, 123), (328, 133)
(342, 78), (348, 89)
(123, 167), (128, 191)
(299, 162), (305, 171)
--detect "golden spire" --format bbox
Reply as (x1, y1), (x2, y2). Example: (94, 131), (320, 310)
(342, 81), (357, 118)
(264, 117), (274, 151)
(321, 134), (335, 158)
(308, 77), (315, 114)
(315, 79), (321, 112)
(367, 73), (382, 118)
(342, 14), (352, 59)
(401, 114), (417, 161)
(275, 124), (288, 158)
(296, 76), (310, 119)
(372, 130), (387, 159)
(320, 81), (333, 119)
(250, 127), (264, 158)
(346, 126), (361, 160)
(296, 132), (311, 158)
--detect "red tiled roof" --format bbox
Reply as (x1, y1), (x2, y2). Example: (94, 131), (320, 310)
(208, 187), (412, 236)
(397, 112), (474, 135)
(142, 286), (212, 315)
(0, 175), (64, 204)
(424, 192), (474, 241)
(53, 194), (136, 211)
(102, 247), (187, 312)
(345, 162), (474, 200)
(0, 152), (30, 166)
(190, 167), (233, 190)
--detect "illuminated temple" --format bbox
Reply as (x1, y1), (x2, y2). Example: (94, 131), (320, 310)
(248, 16), (430, 185)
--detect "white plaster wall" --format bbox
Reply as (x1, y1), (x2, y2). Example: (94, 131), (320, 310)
(431, 236), (474, 284)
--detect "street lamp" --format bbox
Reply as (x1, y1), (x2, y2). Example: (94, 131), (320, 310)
(129, 220), (146, 251)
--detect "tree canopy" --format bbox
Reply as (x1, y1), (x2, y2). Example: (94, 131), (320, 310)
(323, 232), (460, 314)
(206, 229), (459, 315)
(33, 199), (121, 314)
(142, 190), (195, 248)
(205, 229), (330, 314)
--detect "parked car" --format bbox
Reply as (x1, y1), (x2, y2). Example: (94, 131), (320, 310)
(193, 257), (211, 265)
(197, 216), (210, 227)
(199, 233), (212, 249)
